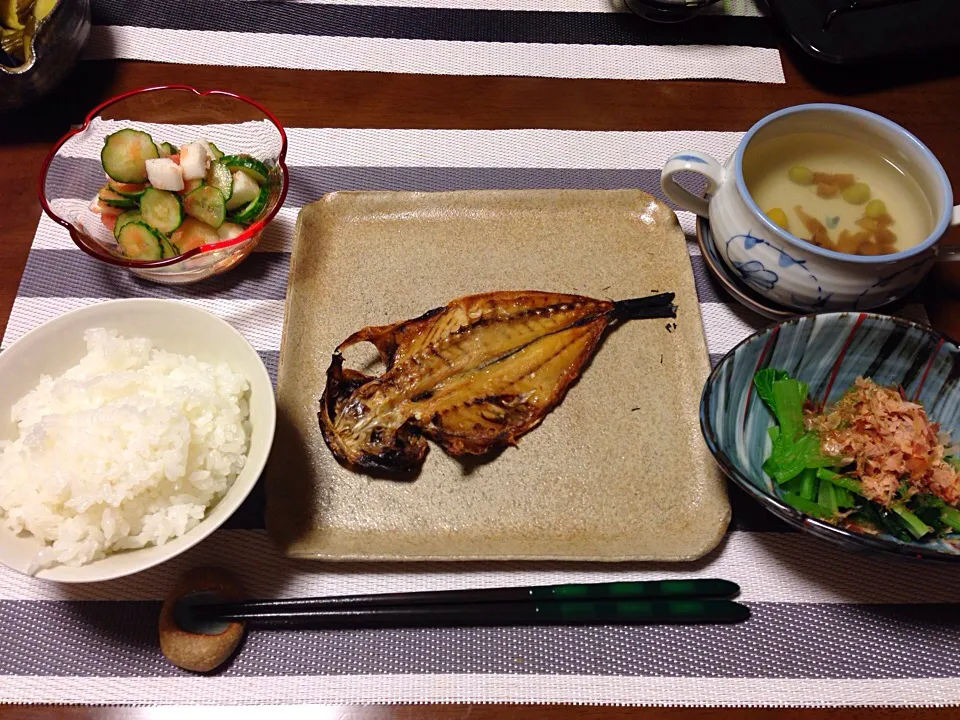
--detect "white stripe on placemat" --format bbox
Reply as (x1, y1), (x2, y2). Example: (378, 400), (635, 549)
(1, 675), (958, 707)
(1, 297), (285, 352)
(84, 27), (785, 83)
(4, 530), (960, 604)
(1, 296), (930, 358)
(280, 128), (743, 169)
(681, 212), (700, 245)
(59, 125), (745, 168)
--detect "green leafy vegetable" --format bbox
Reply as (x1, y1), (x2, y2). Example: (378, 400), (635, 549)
(780, 475), (806, 495)
(833, 486), (855, 508)
(782, 492), (829, 518)
(816, 468), (864, 496)
(763, 432), (835, 484)
(891, 504), (932, 539)
(818, 480), (839, 516)
(876, 506), (912, 542)
(754, 371), (839, 485)
(850, 503), (888, 535)
(753, 368), (789, 411)
(798, 467), (818, 501)
(915, 505), (945, 535)
(770, 378), (808, 442)
(941, 506), (960, 532)
(911, 493), (946, 509)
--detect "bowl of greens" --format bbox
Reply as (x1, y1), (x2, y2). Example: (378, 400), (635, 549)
(701, 311), (960, 562)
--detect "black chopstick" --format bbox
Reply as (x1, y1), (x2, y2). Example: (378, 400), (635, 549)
(187, 598), (749, 629)
(183, 579), (743, 627)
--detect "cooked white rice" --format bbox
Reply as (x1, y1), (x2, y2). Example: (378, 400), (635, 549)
(0, 328), (250, 572)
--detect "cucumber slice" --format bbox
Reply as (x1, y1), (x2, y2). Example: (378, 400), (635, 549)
(171, 218), (220, 254)
(140, 187), (183, 234)
(101, 129), (159, 184)
(207, 142), (224, 160)
(220, 154), (269, 185)
(206, 162), (233, 201)
(181, 178), (205, 195)
(97, 185), (138, 209)
(160, 236), (179, 259)
(183, 185), (226, 228)
(92, 199), (124, 216)
(113, 210), (142, 240)
(117, 221), (163, 260)
(158, 142), (177, 158)
(107, 179), (148, 199)
(227, 184), (268, 225)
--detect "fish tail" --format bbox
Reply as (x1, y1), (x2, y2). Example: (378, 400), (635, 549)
(611, 293), (677, 320)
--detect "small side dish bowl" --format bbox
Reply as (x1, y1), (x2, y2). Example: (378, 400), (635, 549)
(38, 85), (289, 285)
(701, 311), (960, 562)
(0, 299), (276, 583)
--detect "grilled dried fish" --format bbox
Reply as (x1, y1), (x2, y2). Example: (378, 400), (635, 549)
(319, 290), (676, 474)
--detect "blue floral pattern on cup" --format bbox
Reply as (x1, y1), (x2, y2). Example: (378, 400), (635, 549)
(726, 231), (828, 309)
(731, 260), (777, 290)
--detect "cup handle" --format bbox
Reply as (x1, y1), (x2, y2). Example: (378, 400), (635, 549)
(660, 151), (725, 218)
(936, 204), (960, 262)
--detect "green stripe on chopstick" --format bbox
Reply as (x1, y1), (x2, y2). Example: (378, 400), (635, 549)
(532, 579), (738, 601)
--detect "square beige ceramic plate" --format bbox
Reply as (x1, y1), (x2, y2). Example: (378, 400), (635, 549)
(265, 189), (729, 562)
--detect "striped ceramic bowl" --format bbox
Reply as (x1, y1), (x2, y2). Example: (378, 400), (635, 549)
(701, 311), (960, 562)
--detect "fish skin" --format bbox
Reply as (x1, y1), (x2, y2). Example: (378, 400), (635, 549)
(319, 290), (676, 475)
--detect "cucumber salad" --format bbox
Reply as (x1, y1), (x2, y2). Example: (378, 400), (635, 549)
(90, 128), (271, 261)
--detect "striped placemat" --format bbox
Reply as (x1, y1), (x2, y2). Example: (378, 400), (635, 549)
(3, 128), (957, 708)
(84, 0), (786, 83)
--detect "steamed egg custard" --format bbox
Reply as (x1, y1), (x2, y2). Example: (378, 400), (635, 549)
(743, 132), (935, 256)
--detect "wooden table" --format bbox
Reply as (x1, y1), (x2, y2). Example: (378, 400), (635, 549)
(2, 31), (960, 720)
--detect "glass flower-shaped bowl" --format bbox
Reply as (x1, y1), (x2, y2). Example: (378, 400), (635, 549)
(38, 85), (289, 284)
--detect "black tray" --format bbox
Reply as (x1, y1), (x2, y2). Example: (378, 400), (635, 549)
(766, 0), (960, 65)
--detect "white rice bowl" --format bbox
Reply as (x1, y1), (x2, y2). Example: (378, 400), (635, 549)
(0, 327), (251, 573)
